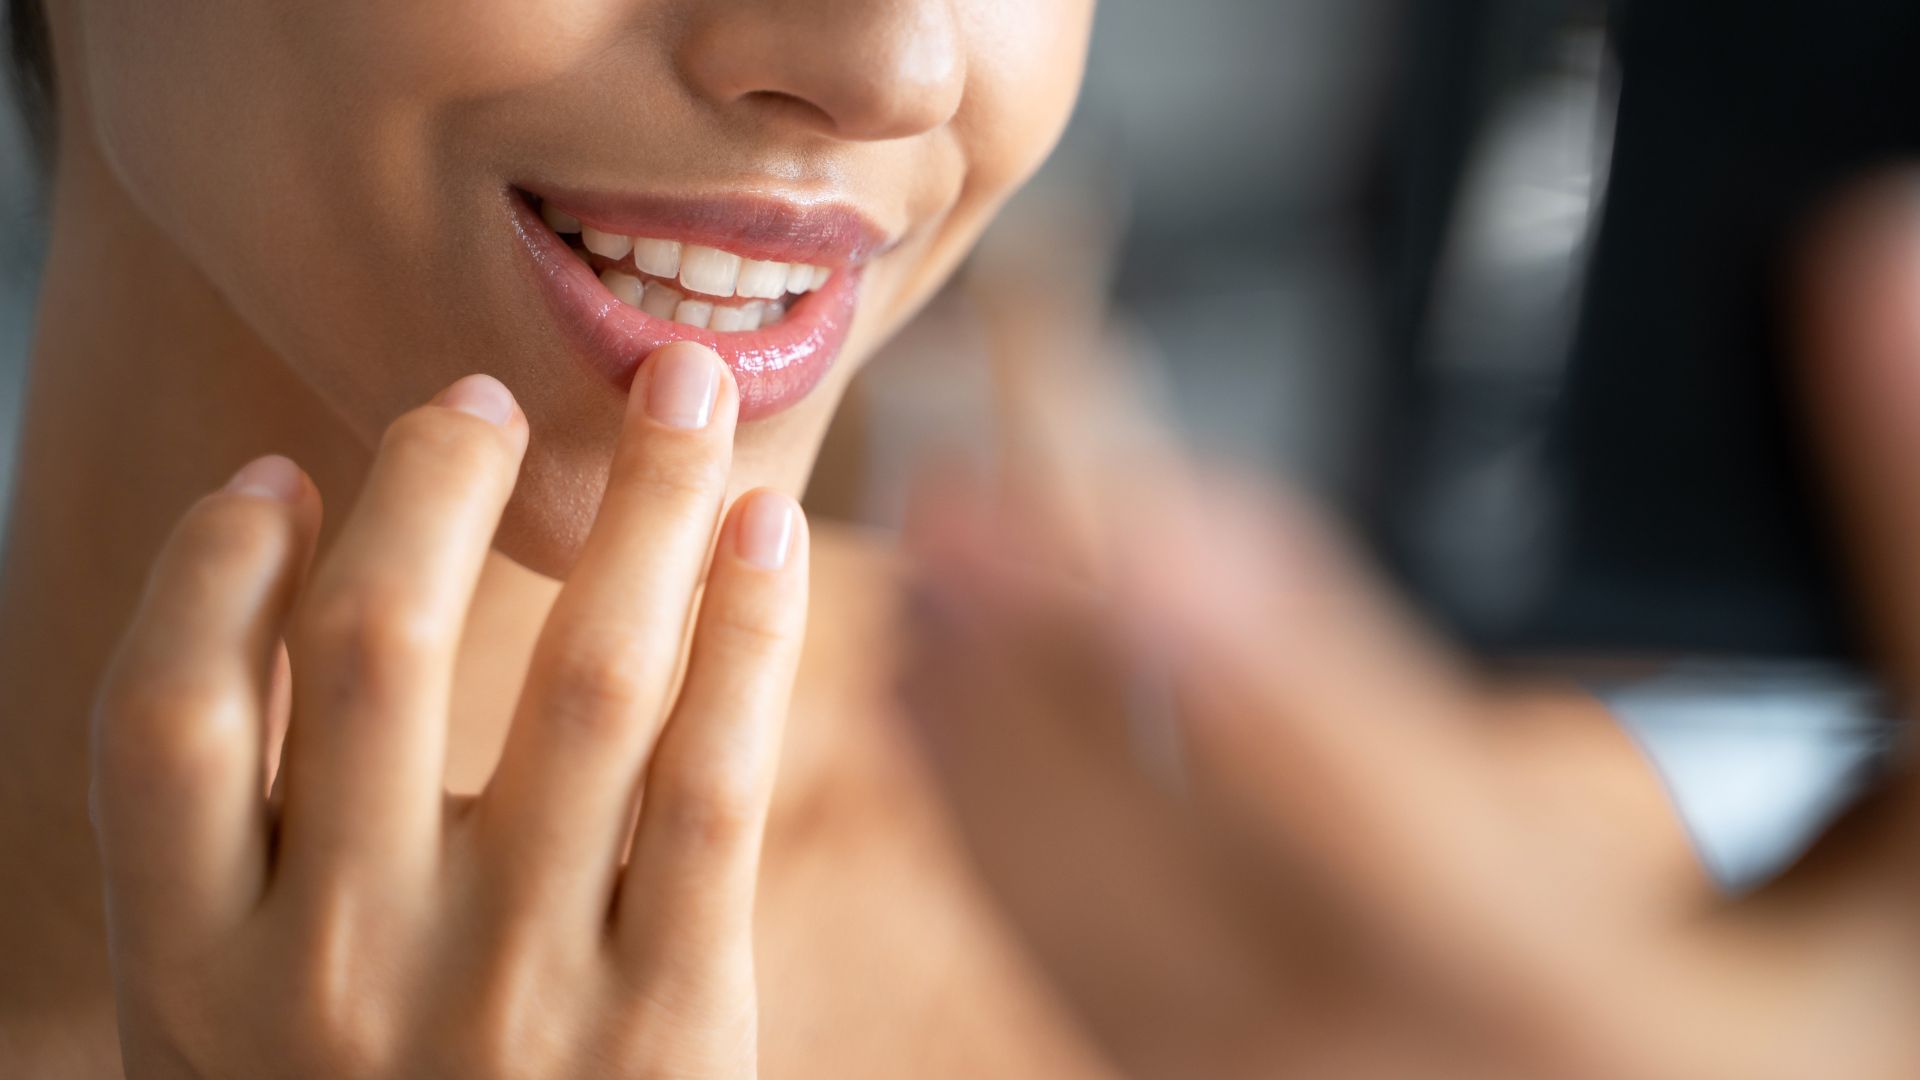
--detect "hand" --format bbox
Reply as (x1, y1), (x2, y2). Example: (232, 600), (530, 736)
(90, 342), (808, 1079)
(901, 182), (1920, 1079)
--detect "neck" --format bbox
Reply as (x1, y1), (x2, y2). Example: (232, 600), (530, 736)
(0, 134), (404, 1018)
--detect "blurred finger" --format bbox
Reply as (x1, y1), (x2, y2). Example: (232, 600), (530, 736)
(909, 469), (1615, 1069)
(1122, 475), (1624, 1015)
(963, 195), (1185, 580)
(1800, 176), (1920, 696)
(901, 532), (1308, 1080)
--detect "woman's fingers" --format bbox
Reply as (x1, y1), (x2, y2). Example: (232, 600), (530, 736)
(92, 455), (320, 949)
(482, 343), (739, 919)
(1801, 178), (1920, 695)
(901, 517), (1306, 1080)
(276, 376), (527, 885)
(617, 489), (807, 979)
(1795, 177), (1920, 882)
(1125, 478), (1573, 939)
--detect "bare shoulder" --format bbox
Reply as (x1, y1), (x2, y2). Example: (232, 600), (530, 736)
(753, 522), (1115, 1079)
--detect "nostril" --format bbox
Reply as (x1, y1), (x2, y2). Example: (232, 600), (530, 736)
(738, 89), (839, 133)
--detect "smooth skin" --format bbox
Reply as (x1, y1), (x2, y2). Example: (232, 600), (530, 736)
(903, 180), (1920, 1080)
(96, 347), (808, 1077)
(0, 0), (1113, 1076)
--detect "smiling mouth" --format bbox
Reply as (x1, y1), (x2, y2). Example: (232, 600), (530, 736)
(539, 201), (834, 332)
(511, 187), (891, 420)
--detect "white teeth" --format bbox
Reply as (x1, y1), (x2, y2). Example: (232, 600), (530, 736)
(572, 226), (829, 314)
(582, 227), (633, 261)
(709, 301), (771, 332)
(735, 258), (790, 300)
(707, 305), (749, 332)
(599, 269), (645, 308)
(541, 204), (582, 234)
(783, 263), (830, 294)
(631, 238), (682, 278)
(672, 299), (714, 329)
(639, 281), (682, 319)
(678, 245), (741, 297)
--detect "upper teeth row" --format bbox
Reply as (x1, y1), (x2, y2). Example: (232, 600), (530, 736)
(541, 203), (831, 300)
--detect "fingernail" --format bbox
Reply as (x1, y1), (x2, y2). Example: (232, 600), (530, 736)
(644, 344), (720, 429)
(736, 491), (798, 570)
(224, 454), (305, 501)
(435, 374), (516, 425)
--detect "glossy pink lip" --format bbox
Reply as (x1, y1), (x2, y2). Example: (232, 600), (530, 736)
(509, 187), (887, 420)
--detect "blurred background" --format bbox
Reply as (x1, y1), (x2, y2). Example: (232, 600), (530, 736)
(4, 0), (1916, 887)
(0, 39), (35, 523)
(814, 0), (1918, 671)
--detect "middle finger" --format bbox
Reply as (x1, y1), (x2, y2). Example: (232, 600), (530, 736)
(276, 375), (528, 888)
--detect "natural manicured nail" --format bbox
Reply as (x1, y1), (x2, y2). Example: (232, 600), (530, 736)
(736, 491), (798, 570)
(224, 454), (305, 501)
(435, 374), (516, 425)
(644, 343), (720, 429)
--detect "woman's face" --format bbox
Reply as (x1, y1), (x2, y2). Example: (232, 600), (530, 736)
(58, 0), (1093, 572)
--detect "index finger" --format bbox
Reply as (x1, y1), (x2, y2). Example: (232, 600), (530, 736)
(479, 342), (740, 926)
(1801, 177), (1920, 697)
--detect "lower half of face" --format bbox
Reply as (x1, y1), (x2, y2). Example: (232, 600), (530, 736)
(65, 0), (1093, 575)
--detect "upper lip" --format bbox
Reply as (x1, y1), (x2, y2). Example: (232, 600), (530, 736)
(518, 185), (897, 268)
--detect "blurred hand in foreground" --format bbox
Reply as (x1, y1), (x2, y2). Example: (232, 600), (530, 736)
(900, 179), (1920, 1080)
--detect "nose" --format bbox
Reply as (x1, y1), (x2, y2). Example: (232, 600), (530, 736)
(677, 0), (966, 143)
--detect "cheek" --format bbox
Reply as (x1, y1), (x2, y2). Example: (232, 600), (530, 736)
(71, 0), (632, 422)
(282, 0), (633, 98)
(76, 1), (274, 221)
(958, 0), (1095, 195)
(890, 0), (1089, 308)
(76, 0), (626, 222)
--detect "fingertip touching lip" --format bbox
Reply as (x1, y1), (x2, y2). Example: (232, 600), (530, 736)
(508, 187), (875, 421)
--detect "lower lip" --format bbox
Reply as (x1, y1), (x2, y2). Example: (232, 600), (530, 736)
(508, 191), (860, 420)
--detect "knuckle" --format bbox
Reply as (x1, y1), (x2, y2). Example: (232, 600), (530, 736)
(282, 905), (402, 1071)
(538, 630), (659, 736)
(620, 437), (727, 504)
(173, 493), (299, 571)
(445, 945), (575, 1076)
(92, 675), (250, 800)
(295, 586), (452, 695)
(705, 600), (800, 660)
(603, 994), (756, 1080)
(653, 759), (765, 847)
(283, 1009), (392, 1077)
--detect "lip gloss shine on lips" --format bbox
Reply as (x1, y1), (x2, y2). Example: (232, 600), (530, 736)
(509, 187), (889, 420)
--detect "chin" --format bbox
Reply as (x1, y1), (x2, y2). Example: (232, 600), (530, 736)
(485, 444), (617, 581)
(482, 381), (844, 582)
